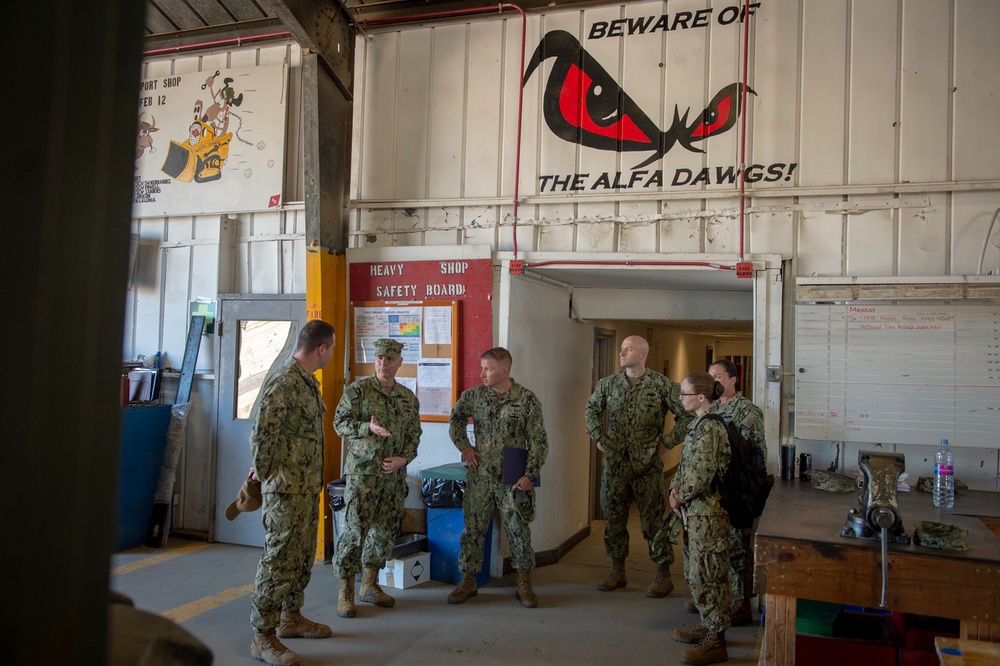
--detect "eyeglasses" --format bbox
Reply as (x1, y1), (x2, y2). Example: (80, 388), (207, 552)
(679, 392), (698, 397)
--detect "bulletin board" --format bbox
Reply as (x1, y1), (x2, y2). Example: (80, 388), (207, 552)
(794, 302), (1000, 447)
(350, 301), (459, 422)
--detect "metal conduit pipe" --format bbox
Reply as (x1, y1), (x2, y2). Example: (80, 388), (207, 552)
(143, 31), (291, 56)
(737, 0), (753, 262)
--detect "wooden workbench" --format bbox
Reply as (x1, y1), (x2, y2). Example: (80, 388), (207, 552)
(755, 480), (1000, 665)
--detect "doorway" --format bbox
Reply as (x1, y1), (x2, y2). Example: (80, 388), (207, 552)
(589, 328), (617, 521)
(213, 295), (305, 546)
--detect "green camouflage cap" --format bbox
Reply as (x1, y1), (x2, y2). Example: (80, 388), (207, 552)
(374, 338), (403, 358)
(914, 476), (968, 494)
(809, 470), (858, 493)
(914, 520), (970, 551)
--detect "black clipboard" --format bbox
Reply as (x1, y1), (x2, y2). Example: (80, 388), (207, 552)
(501, 447), (540, 486)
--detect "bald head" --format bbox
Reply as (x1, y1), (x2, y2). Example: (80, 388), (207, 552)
(619, 336), (650, 374)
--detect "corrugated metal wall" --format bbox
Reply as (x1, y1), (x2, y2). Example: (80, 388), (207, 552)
(125, 42), (305, 534)
(350, 0), (1000, 277)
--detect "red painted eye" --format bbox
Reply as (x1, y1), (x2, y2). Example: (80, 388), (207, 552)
(558, 64), (650, 144)
(690, 96), (732, 139)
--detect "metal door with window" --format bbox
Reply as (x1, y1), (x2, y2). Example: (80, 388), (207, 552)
(213, 295), (305, 546)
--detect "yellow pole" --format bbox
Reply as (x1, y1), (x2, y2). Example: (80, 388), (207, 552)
(306, 243), (347, 561)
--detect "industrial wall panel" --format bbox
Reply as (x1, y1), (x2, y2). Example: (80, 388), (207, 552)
(847, 1), (898, 185)
(661, 210), (704, 255)
(570, 5), (641, 183)
(429, 24), (471, 200)
(538, 223), (576, 252)
(898, 193), (948, 276)
(845, 196), (895, 277)
(531, 11), (588, 191)
(953, 190), (1000, 275)
(953, 0), (1000, 181)
(358, 35), (400, 200)
(619, 201), (661, 252)
(796, 202), (844, 276)
(798, 0), (847, 187)
(249, 239), (281, 293)
(899, 0), (950, 184)
(162, 244), (194, 367)
(395, 30), (433, 199)
(750, 1), (800, 176)
(749, 198), (794, 257)
(464, 22), (506, 198)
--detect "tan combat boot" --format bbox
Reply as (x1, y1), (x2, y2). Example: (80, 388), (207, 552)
(645, 562), (674, 598)
(684, 596), (699, 613)
(251, 630), (301, 666)
(447, 572), (478, 604)
(358, 567), (395, 607)
(672, 624), (709, 644)
(515, 569), (537, 608)
(337, 578), (356, 618)
(680, 631), (728, 665)
(597, 557), (627, 591)
(277, 609), (332, 639)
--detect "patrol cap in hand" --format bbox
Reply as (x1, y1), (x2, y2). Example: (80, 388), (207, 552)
(225, 474), (262, 520)
(374, 338), (403, 358)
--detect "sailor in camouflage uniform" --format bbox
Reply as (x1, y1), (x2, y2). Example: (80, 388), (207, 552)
(668, 372), (731, 666)
(249, 320), (335, 666)
(332, 338), (421, 618)
(709, 360), (767, 627)
(584, 335), (692, 597)
(446, 347), (548, 608)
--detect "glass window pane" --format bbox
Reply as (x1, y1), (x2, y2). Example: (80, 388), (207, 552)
(236, 320), (294, 420)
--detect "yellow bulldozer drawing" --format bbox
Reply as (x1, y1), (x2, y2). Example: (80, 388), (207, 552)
(161, 120), (232, 183)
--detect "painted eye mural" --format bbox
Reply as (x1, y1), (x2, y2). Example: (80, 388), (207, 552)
(523, 30), (755, 169)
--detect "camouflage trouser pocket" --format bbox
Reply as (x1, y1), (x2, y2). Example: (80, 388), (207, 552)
(512, 487), (535, 523)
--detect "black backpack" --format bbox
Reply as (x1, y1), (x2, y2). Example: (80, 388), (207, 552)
(701, 413), (774, 529)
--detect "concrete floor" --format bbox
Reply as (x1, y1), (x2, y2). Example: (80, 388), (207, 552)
(111, 511), (763, 665)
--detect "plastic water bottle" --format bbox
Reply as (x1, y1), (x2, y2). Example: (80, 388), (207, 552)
(933, 439), (954, 508)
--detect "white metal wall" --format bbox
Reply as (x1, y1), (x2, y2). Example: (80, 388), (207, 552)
(349, 0), (1000, 489)
(350, 0), (1000, 278)
(125, 42), (307, 534)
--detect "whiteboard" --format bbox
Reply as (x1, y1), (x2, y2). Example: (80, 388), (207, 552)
(794, 303), (1000, 447)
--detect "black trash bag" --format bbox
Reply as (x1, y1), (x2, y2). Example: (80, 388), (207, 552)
(421, 478), (466, 508)
(327, 478), (346, 512)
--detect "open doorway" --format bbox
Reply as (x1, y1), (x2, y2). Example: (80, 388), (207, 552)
(589, 328), (617, 521)
(584, 319), (755, 518)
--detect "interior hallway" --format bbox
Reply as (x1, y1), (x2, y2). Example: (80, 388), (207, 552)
(111, 510), (763, 665)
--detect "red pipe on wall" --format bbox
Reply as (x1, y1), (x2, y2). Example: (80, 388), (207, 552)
(142, 31), (291, 56)
(525, 260), (735, 271)
(737, 0), (753, 261)
(360, 4), (527, 258)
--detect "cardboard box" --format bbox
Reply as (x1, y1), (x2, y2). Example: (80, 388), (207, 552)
(378, 551), (431, 589)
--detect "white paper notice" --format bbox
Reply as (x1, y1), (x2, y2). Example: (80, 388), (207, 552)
(417, 359), (451, 387)
(424, 306), (452, 344)
(397, 377), (417, 394)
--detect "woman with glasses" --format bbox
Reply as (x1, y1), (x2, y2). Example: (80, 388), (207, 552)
(667, 372), (732, 665)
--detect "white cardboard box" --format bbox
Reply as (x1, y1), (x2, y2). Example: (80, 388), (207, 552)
(378, 551), (431, 589)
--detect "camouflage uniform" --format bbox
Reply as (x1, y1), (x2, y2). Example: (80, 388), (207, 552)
(672, 412), (732, 634)
(584, 370), (693, 564)
(332, 376), (421, 578)
(714, 393), (766, 608)
(249, 359), (326, 633)
(449, 380), (548, 573)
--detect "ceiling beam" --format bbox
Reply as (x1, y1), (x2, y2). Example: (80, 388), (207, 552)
(266, 0), (354, 98)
